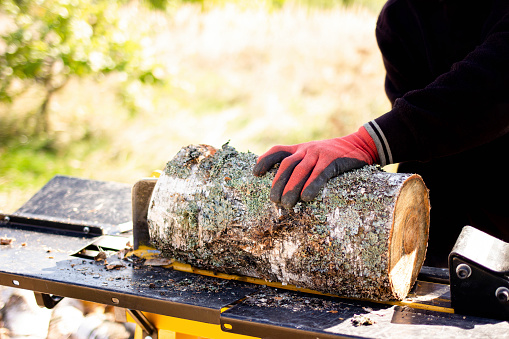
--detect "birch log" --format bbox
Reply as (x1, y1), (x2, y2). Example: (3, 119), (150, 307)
(147, 144), (430, 301)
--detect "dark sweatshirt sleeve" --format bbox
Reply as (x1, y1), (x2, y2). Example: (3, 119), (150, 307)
(365, 2), (509, 166)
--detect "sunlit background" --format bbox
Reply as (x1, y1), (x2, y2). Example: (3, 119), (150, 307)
(1, 1), (389, 337)
(0, 0), (389, 213)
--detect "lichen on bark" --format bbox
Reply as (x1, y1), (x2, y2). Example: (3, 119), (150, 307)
(147, 143), (429, 301)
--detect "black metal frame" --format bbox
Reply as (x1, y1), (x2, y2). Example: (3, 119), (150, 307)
(1, 214), (102, 236)
(449, 226), (509, 320)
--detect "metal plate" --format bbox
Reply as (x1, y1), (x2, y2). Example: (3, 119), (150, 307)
(221, 288), (387, 339)
(132, 178), (157, 248)
(11, 175), (132, 235)
(220, 288), (509, 338)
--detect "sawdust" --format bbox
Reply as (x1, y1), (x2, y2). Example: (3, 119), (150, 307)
(351, 314), (375, 326)
(0, 237), (14, 245)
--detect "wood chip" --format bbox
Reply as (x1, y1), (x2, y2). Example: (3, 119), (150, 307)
(105, 262), (125, 270)
(144, 258), (174, 266)
(351, 314), (375, 327)
(0, 237), (14, 245)
(94, 251), (107, 261)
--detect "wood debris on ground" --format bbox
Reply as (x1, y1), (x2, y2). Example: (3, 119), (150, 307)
(0, 237), (14, 245)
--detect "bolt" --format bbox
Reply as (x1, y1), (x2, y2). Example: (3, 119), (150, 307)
(3, 216), (10, 223)
(456, 263), (472, 279)
(495, 287), (509, 304)
(83, 227), (90, 234)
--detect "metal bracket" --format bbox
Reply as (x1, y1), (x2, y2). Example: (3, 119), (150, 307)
(449, 226), (509, 320)
(127, 309), (158, 339)
(132, 178), (157, 250)
(34, 292), (64, 309)
(1, 214), (101, 237)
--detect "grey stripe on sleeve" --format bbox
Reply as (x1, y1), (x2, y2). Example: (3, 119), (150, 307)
(363, 121), (393, 166)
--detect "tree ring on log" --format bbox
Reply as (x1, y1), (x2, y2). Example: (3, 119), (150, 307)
(389, 175), (430, 300)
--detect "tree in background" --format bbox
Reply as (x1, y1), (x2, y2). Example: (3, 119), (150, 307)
(0, 0), (374, 139)
(0, 0), (165, 137)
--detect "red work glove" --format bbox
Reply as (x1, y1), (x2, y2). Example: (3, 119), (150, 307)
(253, 126), (379, 208)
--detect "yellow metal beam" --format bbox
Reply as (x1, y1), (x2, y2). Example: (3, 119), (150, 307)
(127, 310), (259, 339)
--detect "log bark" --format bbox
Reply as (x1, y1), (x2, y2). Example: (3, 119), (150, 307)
(147, 144), (430, 301)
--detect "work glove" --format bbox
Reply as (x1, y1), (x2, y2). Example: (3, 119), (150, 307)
(253, 126), (379, 208)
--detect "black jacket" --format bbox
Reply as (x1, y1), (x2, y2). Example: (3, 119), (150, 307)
(364, 0), (509, 266)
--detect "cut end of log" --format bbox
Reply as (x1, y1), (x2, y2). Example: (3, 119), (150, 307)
(389, 175), (430, 299)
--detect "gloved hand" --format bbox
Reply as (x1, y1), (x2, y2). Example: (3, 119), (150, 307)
(253, 126), (379, 208)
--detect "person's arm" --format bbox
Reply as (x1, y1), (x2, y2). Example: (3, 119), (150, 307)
(254, 4), (509, 208)
(371, 7), (509, 165)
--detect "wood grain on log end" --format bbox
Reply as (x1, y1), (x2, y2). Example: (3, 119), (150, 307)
(389, 175), (430, 299)
(147, 144), (430, 301)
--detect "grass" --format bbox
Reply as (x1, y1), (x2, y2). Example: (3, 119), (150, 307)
(0, 1), (390, 213)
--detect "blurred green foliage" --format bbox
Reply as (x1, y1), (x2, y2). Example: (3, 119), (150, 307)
(0, 0), (165, 136)
(176, 0), (384, 11)
(0, 0), (382, 138)
(0, 0), (168, 207)
(1, 135), (105, 190)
